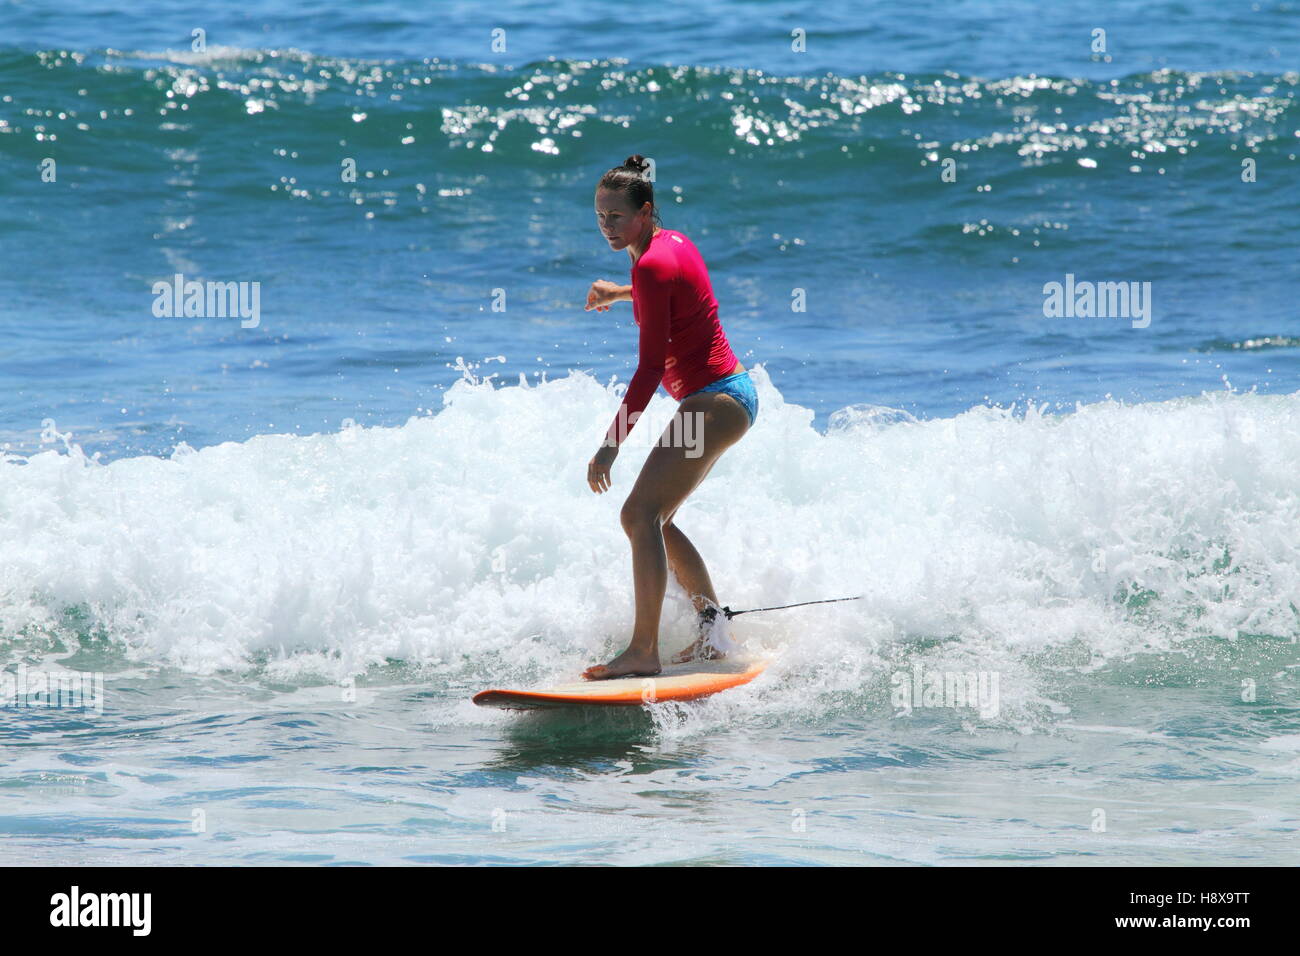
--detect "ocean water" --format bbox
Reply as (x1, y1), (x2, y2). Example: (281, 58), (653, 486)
(1, 0), (1297, 866)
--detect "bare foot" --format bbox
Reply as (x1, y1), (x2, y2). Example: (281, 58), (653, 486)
(670, 636), (725, 664)
(582, 646), (662, 681)
(671, 606), (730, 664)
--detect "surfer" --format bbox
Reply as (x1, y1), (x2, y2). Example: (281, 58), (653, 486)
(581, 155), (758, 680)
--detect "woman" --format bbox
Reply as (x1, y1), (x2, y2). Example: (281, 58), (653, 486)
(582, 155), (759, 680)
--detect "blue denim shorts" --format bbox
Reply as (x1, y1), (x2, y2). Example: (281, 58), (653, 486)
(686, 370), (758, 426)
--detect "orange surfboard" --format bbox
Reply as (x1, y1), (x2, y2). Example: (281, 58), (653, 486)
(473, 657), (768, 710)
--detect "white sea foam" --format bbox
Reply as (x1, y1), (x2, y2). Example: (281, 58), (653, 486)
(1, 368), (1297, 730)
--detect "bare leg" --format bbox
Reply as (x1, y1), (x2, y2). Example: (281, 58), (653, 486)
(663, 519), (718, 615)
(659, 451), (720, 607)
(583, 393), (750, 680)
(662, 518), (731, 663)
(657, 453), (730, 662)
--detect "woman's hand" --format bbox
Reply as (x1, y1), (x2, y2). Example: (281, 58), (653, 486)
(585, 280), (626, 312)
(587, 444), (618, 493)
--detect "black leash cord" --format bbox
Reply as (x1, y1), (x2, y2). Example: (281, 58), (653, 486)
(715, 594), (864, 620)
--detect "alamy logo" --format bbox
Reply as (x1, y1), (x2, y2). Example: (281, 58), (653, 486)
(152, 272), (260, 328)
(604, 406), (705, 457)
(890, 662), (1000, 718)
(1042, 273), (1152, 328)
(1, 666), (103, 714)
(49, 886), (151, 936)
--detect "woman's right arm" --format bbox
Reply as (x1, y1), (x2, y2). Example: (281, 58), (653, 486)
(585, 280), (632, 312)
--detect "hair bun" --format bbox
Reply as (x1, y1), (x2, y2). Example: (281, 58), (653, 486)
(623, 154), (649, 174)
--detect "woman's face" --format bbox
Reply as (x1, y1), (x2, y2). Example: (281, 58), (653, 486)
(595, 187), (650, 251)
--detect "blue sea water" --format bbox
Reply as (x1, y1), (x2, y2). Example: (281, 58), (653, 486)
(0, 0), (1298, 866)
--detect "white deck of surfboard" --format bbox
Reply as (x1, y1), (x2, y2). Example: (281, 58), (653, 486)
(473, 656), (768, 708)
(537, 657), (763, 696)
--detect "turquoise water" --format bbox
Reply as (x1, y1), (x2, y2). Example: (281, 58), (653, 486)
(1, 1), (1297, 865)
(7, 674), (1298, 866)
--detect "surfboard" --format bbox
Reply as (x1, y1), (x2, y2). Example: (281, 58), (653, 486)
(473, 657), (767, 710)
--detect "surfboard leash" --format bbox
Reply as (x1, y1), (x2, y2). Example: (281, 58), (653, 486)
(707, 594), (865, 620)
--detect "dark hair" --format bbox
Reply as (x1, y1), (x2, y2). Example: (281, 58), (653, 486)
(597, 154), (661, 226)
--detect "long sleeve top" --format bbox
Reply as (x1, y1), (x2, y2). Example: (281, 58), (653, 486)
(603, 229), (739, 446)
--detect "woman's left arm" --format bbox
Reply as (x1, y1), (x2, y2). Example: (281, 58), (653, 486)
(587, 259), (674, 493)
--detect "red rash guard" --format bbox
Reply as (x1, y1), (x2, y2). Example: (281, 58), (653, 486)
(603, 229), (739, 446)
